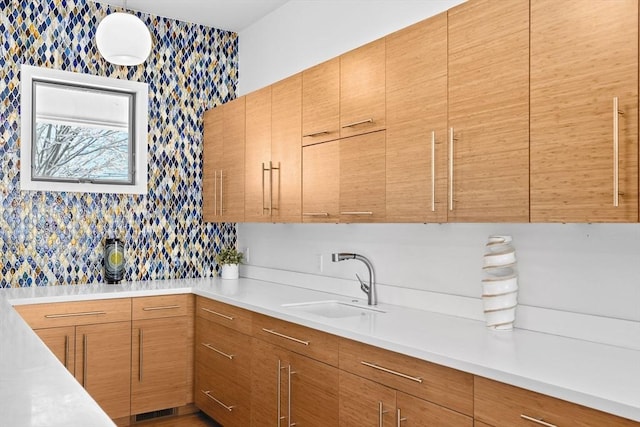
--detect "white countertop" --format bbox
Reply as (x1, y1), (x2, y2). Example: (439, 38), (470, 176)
(2, 277), (639, 426)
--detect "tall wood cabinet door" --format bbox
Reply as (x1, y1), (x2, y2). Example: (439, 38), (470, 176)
(340, 38), (386, 138)
(250, 338), (290, 426)
(75, 321), (131, 420)
(203, 107), (223, 222)
(339, 370), (396, 427)
(447, 0), (530, 222)
(245, 87), (272, 222)
(271, 73), (302, 223)
(396, 392), (473, 427)
(221, 97), (246, 222)
(303, 58), (340, 145)
(302, 141), (340, 223)
(530, 0), (638, 222)
(288, 351), (339, 427)
(386, 13), (448, 223)
(340, 131), (386, 223)
(34, 326), (76, 374)
(131, 316), (190, 415)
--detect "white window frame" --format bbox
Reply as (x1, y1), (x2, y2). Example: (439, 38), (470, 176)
(20, 64), (148, 195)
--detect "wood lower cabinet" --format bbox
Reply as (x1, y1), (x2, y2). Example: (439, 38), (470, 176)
(251, 338), (339, 427)
(447, 0), (530, 222)
(530, 0), (638, 222)
(385, 12), (448, 223)
(474, 376), (639, 427)
(203, 96), (246, 223)
(131, 294), (194, 416)
(15, 299), (132, 422)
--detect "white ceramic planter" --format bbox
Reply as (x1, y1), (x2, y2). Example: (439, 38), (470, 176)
(220, 264), (239, 280)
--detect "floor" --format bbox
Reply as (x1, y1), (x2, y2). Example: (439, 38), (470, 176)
(135, 412), (220, 427)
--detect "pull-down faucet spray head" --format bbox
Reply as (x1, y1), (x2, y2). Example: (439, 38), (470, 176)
(331, 252), (377, 305)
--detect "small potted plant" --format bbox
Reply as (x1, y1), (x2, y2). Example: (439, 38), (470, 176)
(215, 246), (244, 279)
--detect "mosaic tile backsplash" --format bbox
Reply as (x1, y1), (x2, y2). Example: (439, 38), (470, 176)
(0, 0), (238, 287)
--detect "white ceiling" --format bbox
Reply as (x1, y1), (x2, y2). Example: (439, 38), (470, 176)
(89, 0), (290, 32)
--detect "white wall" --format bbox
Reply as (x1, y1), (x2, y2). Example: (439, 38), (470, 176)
(237, 0), (465, 95)
(235, 0), (640, 349)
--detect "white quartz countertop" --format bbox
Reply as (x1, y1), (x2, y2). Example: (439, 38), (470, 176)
(2, 276), (639, 426)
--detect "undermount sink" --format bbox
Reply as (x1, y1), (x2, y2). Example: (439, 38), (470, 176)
(281, 300), (386, 318)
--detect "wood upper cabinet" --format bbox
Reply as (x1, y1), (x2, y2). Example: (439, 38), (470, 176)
(340, 131), (386, 222)
(447, 0), (530, 222)
(245, 75), (302, 223)
(271, 74), (302, 222)
(203, 96), (246, 222)
(302, 140), (340, 222)
(303, 57), (340, 145)
(474, 376), (639, 427)
(386, 12), (448, 223)
(244, 86), (272, 222)
(530, 0), (638, 222)
(131, 295), (194, 416)
(340, 38), (386, 138)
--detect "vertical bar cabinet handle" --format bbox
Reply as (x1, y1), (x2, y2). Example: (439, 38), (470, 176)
(449, 127), (454, 211)
(431, 130), (436, 212)
(613, 97), (620, 207)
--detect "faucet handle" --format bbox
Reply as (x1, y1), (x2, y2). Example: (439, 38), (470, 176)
(355, 273), (370, 293)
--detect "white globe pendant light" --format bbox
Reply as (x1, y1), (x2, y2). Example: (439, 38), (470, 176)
(96, 3), (152, 66)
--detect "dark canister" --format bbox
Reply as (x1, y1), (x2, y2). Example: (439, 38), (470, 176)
(104, 237), (125, 284)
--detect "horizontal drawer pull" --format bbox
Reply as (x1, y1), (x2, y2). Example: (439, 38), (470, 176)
(262, 328), (310, 346)
(142, 305), (180, 311)
(303, 212), (329, 217)
(520, 414), (557, 427)
(44, 311), (106, 318)
(201, 390), (234, 412)
(342, 118), (373, 128)
(361, 361), (423, 383)
(341, 211), (373, 215)
(201, 343), (234, 360)
(201, 307), (234, 321)
(303, 130), (330, 137)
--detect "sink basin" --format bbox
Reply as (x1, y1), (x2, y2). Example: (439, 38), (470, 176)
(282, 300), (385, 318)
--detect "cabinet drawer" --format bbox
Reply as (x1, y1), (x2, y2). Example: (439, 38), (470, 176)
(15, 298), (131, 329)
(195, 364), (251, 427)
(196, 296), (252, 335)
(132, 294), (192, 320)
(474, 376), (639, 427)
(195, 317), (252, 387)
(340, 338), (473, 416)
(252, 312), (339, 367)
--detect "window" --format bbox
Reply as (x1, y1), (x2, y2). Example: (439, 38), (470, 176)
(20, 65), (148, 194)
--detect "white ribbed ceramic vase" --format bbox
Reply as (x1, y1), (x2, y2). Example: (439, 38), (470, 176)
(482, 235), (518, 330)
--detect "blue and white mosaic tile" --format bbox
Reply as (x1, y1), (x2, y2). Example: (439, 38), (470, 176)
(0, 0), (238, 287)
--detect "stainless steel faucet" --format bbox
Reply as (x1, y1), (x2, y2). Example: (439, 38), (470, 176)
(331, 253), (377, 305)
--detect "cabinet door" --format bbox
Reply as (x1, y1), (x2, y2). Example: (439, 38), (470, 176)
(303, 58), (340, 145)
(302, 141), (340, 223)
(386, 13), (448, 223)
(340, 131), (386, 223)
(530, 0), (638, 222)
(251, 338), (290, 426)
(221, 97), (246, 222)
(131, 316), (190, 415)
(271, 73), (302, 222)
(245, 86), (273, 222)
(396, 392), (472, 427)
(288, 351), (339, 427)
(34, 326), (75, 374)
(339, 370), (396, 427)
(447, 0), (530, 222)
(340, 38), (386, 138)
(203, 107), (223, 222)
(75, 321), (131, 420)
